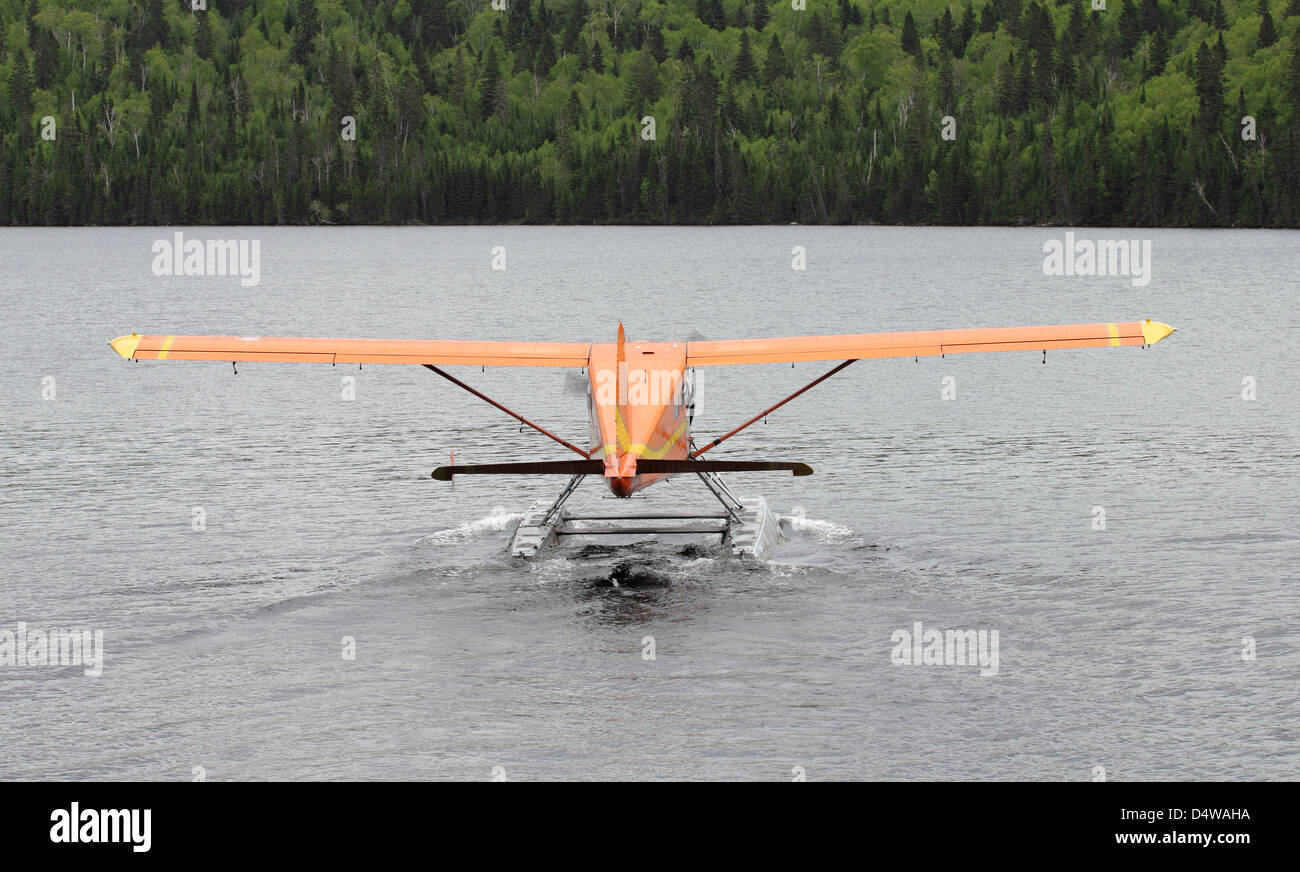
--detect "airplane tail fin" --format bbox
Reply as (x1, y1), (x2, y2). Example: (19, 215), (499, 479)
(615, 322), (630, 460)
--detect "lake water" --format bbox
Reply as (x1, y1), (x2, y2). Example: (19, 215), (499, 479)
(1, 226), (1296, 780)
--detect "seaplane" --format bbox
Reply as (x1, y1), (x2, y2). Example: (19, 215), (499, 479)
(108, 319), (1175, 559)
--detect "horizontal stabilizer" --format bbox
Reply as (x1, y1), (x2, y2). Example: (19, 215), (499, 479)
(430, 459), (814, 480)
(432, 461), (602, 480)
(637, 460), (814, 476)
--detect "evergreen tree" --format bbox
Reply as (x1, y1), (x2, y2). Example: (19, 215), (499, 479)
(10, 52), (33, 121)
(901, 11), (921, 60)
(649, 27), (669, 63)
(810, 9), (841, 59)
(1066, 0), (1085, 48)
(1257, 10), (1278, 48)
(141, 0), (170, 51)
(537, 34), (557, 74)
(507, 0), (533, 48)
(478, 43), (502, 120)
(1289, 40), (1300, 116)
(838, 0), (863, 28)
(1149, 29), (1170, 76)
(936, 7), (955, 54)
(328, 41), (356, 110)
(33, 29), (57, 89)
(734, 30), (757, 82)
(196, 10), (214, 61)
(764, 33), (788, 82)
(938, 49), (956, 111)
(997, 50), (1021, 115)
(627, 49), (661, 105)
(562, 1), (586, 54)
(956, 4), (977, 58)
(1194, 40), (1225, 132)
(1024, 2), (1054, 57)
(1119, 0), (1142, 54)
(1139, 0), (1162, 34)
(293, 0), (320, 66)
(699, 0), (726, 30)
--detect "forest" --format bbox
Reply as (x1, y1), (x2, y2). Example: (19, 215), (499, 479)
(2, 0), (1300, 225)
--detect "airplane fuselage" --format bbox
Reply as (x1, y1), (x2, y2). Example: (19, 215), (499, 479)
(586, 340), (693, 497)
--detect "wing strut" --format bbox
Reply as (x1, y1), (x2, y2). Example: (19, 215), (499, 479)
(422, 365), (591, 458)
(690, 359), (857, 458)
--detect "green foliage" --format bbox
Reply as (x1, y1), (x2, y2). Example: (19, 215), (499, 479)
(1, 0), (1299, 226)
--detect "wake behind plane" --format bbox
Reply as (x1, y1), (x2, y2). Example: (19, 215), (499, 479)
(109, 319), (1175, 558)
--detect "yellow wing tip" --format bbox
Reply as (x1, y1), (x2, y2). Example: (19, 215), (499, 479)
(1142, 319), (1175, 346)
(108, 333), (141, 359)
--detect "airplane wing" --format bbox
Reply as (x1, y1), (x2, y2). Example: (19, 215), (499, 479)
(109, 321), (1175, 367)
(107, 334), (591, 367)
(684, 320), (1175, 366)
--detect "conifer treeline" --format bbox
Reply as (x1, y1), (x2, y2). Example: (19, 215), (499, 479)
(3, 0), (1300, 225)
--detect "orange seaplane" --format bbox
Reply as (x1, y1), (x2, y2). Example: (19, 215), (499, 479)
(109, 319), (1175, 558)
